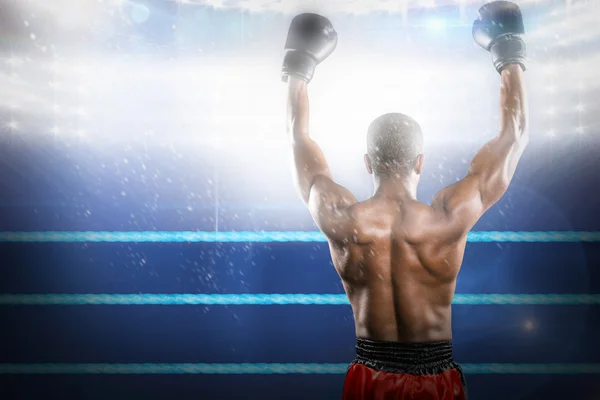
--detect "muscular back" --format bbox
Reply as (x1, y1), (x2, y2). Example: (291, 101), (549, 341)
(330, 197), (467, 343)
(287, 65), (528, 345)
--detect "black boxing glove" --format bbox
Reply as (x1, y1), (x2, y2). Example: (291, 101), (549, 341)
(473, 1), (527, 73)
(281, 13), (337, 83)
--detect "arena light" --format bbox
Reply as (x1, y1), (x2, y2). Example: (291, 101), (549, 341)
(1, 54), (508, 156)
(167, 0), (562, 15)
(13, 55), (474, 140)
(2, 4), (597, 149)
(523, 319), (536, 332)
(426, 18), (446, 31)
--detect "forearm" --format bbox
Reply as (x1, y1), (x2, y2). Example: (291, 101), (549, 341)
(499, 65), (528, 140)
(286, 77), (310, 142)
(467, 65), (529, 206)
(446, 3), (529, 218)
(286, 77), (331, 203)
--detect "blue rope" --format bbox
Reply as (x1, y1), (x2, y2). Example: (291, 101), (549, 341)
(1, 294), (599, 305)
(0, 363), (599, 374)
(0, 231), (598, 243)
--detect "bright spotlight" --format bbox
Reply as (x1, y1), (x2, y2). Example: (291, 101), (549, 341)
(427, 19), (446, 31)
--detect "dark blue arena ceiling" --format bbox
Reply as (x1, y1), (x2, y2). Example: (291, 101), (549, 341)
(1, 0), (600, 399)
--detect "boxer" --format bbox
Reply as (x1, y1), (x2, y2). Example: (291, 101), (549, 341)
(282, 2), (528, 398)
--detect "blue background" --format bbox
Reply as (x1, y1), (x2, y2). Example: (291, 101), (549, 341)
(1, 0), (600, 398)
(1, 137), (599, 399)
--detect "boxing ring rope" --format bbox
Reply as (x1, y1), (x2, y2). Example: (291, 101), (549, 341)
(2, 229), (598, 376)
(1, 363), (600, 375)
(1, 231), (599, 243)
(1, 293), (600, 305)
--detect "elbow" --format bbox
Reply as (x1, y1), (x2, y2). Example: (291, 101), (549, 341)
(290, 133), (310, 150)
(291, 128), (310, 145)
(287, 119), (309, 144)
(293, 176), (312, 205)
(481, 176), (509, 208)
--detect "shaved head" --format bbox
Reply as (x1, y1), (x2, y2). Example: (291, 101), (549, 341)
(367, 113), (424, 177)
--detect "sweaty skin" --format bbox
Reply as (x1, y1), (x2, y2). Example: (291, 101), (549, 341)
(287, 64), (528, 343)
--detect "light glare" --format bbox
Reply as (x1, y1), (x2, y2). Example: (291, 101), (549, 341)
(427, 19), (445, 31)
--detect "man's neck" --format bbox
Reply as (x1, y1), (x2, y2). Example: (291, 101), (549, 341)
(373, 175), (418, 200)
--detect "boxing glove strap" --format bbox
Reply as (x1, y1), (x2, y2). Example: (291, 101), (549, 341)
(281, 50), (317, 83)
(490, 34), (527, 73)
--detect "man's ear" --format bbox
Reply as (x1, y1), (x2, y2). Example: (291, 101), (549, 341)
(414, 154), (424, 175)
(364, 154), (373, 175)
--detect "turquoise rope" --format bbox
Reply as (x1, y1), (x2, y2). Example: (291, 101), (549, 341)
(0, 231), (599, 243)
(0, 363), (599, 374)
(1, 294), (599, 305)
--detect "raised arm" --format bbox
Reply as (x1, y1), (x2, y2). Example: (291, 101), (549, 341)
(282, 15), (357, 243)
(432, 1), (529, 237)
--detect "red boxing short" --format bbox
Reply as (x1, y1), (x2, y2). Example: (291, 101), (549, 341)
(342, 338), (467, 400)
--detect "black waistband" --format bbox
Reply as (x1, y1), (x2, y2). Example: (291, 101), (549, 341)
(353, 338), (458, 375)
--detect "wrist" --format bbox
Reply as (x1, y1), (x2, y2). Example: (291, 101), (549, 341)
(281, 50), (317, 83)
(501, 64), (523, 75)
(491, 35), (527, 73)
(288, 76), (308, 90)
